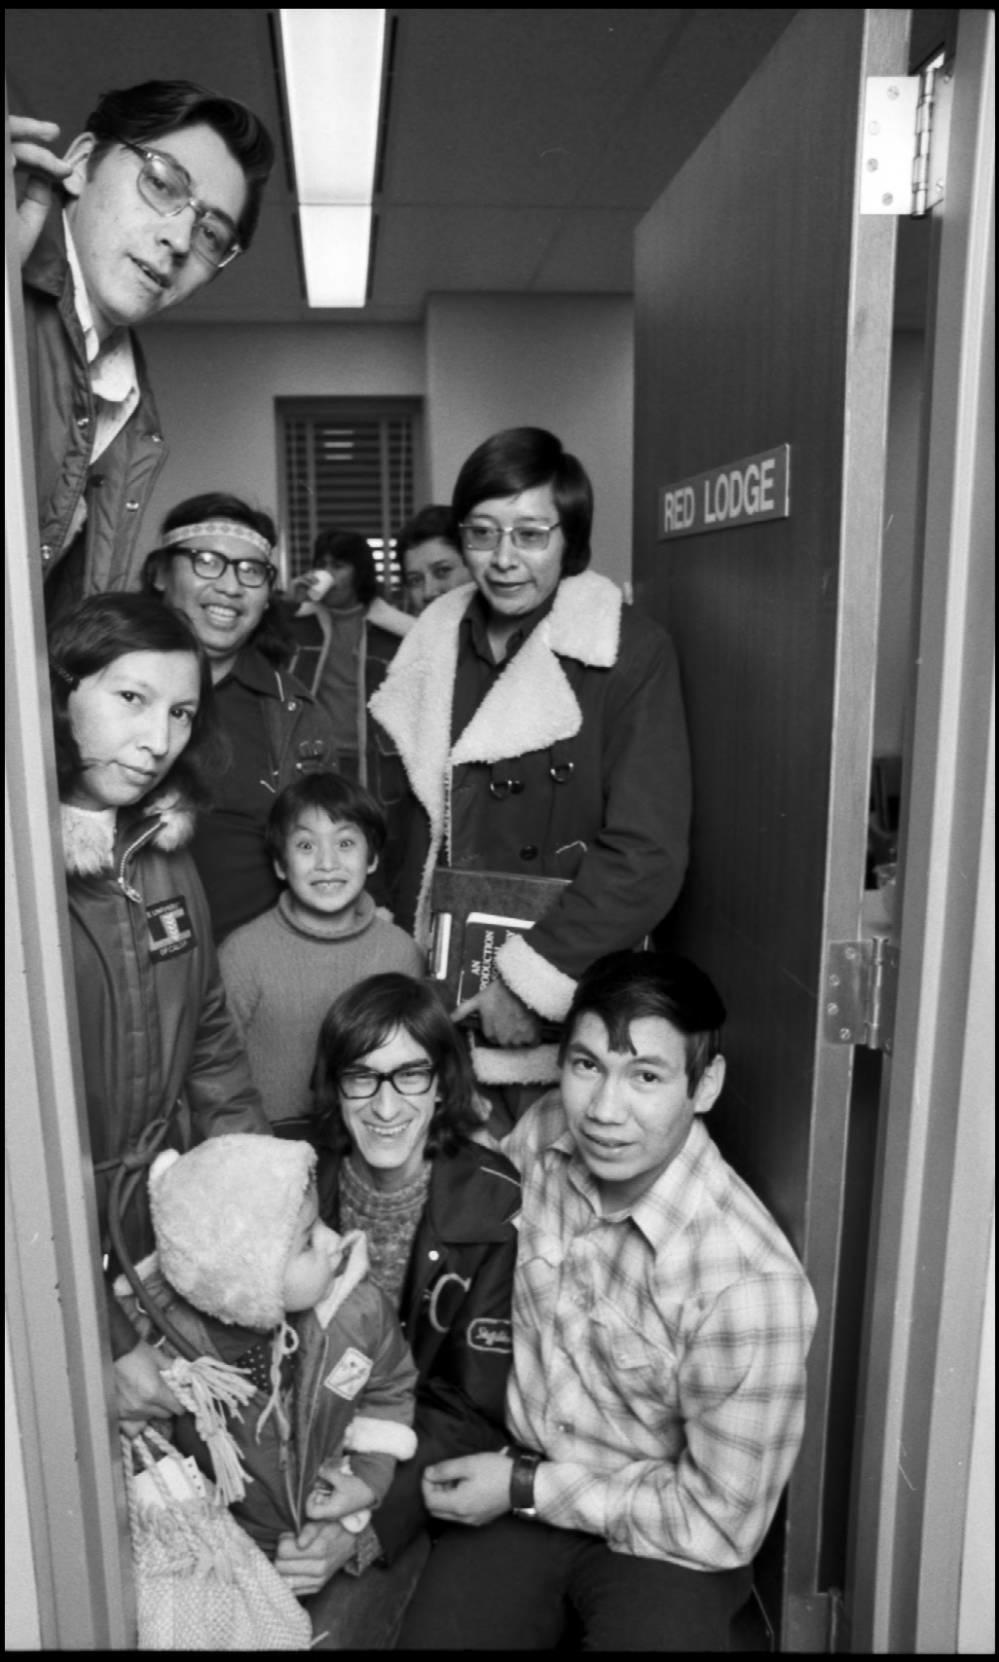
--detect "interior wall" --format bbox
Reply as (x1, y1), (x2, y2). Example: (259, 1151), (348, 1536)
(140, 321), (426, 544)
(140, 296), (635, 587)
(426, 294), (635, 588)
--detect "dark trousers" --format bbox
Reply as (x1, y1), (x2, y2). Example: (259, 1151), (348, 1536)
(397, 1516), (754, 1651)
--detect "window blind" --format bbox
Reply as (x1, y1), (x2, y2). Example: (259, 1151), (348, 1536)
(278, 399), (421, 592)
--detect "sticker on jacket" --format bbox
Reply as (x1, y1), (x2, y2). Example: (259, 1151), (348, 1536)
(146, 897), (196, 960)
(323, 1348), (374, 1400)
(467, 1317), (512, 1355)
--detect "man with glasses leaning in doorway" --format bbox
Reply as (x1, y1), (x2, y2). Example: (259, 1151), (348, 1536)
(10, 80), (274, 619)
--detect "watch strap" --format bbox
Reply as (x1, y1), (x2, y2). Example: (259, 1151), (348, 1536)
(509, 1449), (542, 1515)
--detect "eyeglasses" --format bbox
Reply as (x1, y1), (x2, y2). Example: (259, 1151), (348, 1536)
(338, 1063), (436, 1100)
(459, 519), (562, 555)
(173, 548), (275, 589)
(122, 142), (242, 269)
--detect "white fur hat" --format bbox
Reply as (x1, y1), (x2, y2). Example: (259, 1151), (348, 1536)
(149, 1135), (317, 1330)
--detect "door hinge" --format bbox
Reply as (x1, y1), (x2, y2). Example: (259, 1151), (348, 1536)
(824, 937), (899, 1053)
(860, 54), (952, 217)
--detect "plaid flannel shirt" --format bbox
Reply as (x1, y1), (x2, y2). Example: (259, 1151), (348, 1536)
(502, 1096), (817, 1569)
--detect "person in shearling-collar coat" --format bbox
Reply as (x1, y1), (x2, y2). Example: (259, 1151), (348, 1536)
(370, 427), (691, 1089)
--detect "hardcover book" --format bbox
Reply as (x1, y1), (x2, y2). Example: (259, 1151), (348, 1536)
(429, 868), (569, 1014)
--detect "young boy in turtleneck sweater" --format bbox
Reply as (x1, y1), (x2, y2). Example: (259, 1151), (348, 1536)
(219, 772), (423, 1138)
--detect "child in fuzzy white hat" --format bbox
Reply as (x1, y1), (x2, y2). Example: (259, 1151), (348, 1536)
(121, 1134), (418, 1579)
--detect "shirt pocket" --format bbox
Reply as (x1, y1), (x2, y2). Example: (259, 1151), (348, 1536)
(513, 1231), (564, 1325)
(586, 1297), (677, 1416)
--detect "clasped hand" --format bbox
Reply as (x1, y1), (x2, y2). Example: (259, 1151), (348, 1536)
(421, 1452), (513, 1527)
(453, 977), (542, 1047)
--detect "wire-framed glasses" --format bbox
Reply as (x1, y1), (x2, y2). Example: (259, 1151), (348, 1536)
(122, 141), (242, 269)
(174, 548), (275, 589)
(459, 519), (562, 554)
(338, 1063), (436, 1100)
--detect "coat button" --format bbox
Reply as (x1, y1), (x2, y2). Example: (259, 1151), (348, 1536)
(519, 845), (539, 861)
(41, 545), (53, 563)
(75, 413), (90, 430)
(125, 499), (140, 512)
(428, 1250), (440, 1262)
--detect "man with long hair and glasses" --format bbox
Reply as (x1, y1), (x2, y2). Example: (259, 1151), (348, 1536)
(10, 81), (274, 617)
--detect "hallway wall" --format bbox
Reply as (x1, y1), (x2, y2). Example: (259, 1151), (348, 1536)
(140, 295), (635, 586)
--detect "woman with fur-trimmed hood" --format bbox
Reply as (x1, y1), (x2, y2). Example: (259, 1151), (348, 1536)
(48, 593), (268, 1425)
(369, 427), (691, 1118)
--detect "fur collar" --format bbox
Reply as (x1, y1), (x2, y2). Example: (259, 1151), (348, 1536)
(61, 792), (197, 877)
(369, 570), (621, 946)
(370, 570), (622, 838)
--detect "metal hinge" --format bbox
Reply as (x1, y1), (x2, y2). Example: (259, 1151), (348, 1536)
(824, 937), (899, 1053)
(860, 53), (952, 217)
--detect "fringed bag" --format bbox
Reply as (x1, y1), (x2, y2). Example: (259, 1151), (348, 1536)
(122, 1427), (313, 1651)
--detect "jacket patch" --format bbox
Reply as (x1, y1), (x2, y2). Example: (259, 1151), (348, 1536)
(427, 1269), (472, 1334)
(323, 1347), (374, 1400)
(146, 896), (195, 960)
(467, 1317), (512, 1355)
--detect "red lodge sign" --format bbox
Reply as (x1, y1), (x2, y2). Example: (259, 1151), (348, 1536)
(658, 445), (790, 540)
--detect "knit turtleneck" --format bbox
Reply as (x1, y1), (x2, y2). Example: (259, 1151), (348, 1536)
(277, 886), (378, 941)
(338, 1156), (431, 1308)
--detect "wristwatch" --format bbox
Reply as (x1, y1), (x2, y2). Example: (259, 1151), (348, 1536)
(509, 1449), (542, 1519)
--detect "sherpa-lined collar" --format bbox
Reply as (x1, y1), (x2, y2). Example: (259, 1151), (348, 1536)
(61, 792), (197, 878)
(369, 570), (622, 848)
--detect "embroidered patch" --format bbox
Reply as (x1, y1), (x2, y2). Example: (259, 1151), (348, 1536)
(323, 1348), (374, 1400)
(467, 1317), (512, 1355)
(146, 896), (195, 960)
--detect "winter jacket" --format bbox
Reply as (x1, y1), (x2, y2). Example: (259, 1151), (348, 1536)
(369, 572), (692, 1026)
(316, 1139), (521, 1563)
(121, 1234), (418, 1557)
(188, 644), (338, 941)
(21, 201), (168, 614)
(62, 796), (267, 1349)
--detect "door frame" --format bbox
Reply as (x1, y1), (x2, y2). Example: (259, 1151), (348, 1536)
(847, 10), (995, 1651)
(4, 102), (133, 1647)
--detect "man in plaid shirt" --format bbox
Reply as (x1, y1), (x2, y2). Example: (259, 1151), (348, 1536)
(400, 950), (817, 1650)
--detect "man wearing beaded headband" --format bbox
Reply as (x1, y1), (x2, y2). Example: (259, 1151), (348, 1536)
(145, 493), (337, 942)
(10, 82), (274, 618)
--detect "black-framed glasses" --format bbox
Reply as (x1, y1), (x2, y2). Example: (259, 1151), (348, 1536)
(122, 142), (242, 269)
(173, 547), (275, 589)
(459, 519), (562, 554)
(338, 1063), (436, 1100)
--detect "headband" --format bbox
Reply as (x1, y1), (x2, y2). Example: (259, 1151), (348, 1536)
(161, 520), (274, 561)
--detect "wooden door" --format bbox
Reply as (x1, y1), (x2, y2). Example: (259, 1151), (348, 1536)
(632, 11), (909, 1648)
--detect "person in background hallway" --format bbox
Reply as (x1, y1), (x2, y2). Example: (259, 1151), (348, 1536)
(11, 82), (273, 617)
(369, 426), (692, 1131)
(288, 528), (413, 787)
(288, 529), (413, 902)
(143, 492), (336, 942)
(396, 505), (469, 615)
(47, 592), (268, 1430)
(399, 950), (818, 1652)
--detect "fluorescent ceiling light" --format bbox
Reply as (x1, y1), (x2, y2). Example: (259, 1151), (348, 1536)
(279, 8), (386, 305)
(298, 205), (373, 308)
